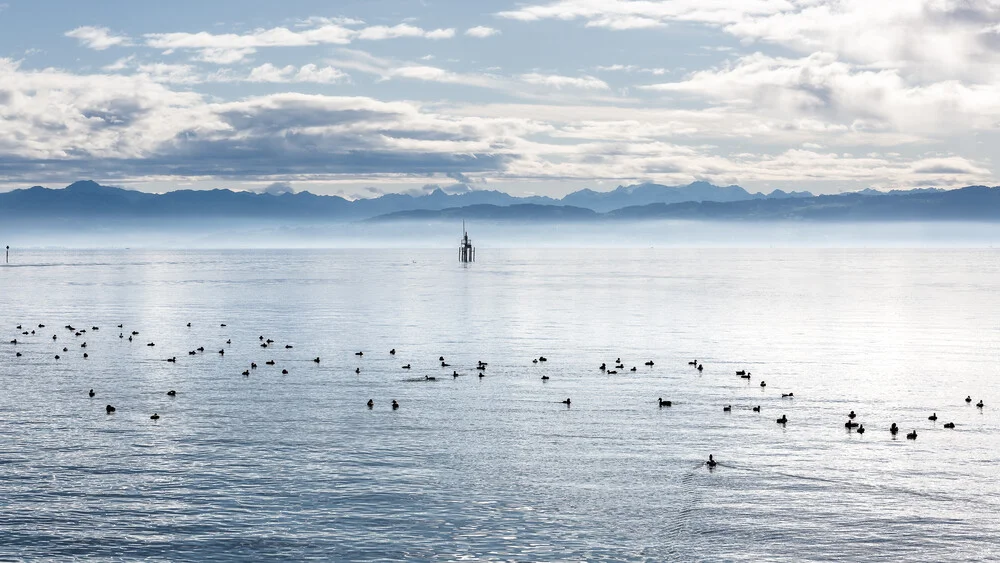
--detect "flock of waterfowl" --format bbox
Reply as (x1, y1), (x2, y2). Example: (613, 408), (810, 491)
(6, 322), (990, 469)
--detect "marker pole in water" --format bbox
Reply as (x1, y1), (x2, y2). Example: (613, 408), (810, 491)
(4, 245), (7, 264)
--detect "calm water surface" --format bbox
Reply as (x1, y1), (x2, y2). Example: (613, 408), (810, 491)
(1, 249), (998, 561)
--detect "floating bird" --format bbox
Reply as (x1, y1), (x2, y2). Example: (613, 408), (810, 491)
(389, 349), (396, 355)
(83, 353), (88, 359)
(150, 413), (160, 420)
(539, 356), (547, 362)
(845, 420), (858, 429)
(106, 405), (116, 414)
(599, 363), (606, 371)
(392, 400), (399, 410)
(439, 356), (445, 361)
(166, 357), (176, 363)
(453, 371), (460, 378)
(441, 361), (450, 367)
(944, 422), (956, 429)
(89, 389), (95, 398)
(242, 370), (250, 376)
(906, 430), (918, 440)
(688, 360), (697, 366)
(167, 390), (176, 396)
(189, 351), (196, 355)
(561, 398), (571, 405)
(607, 370), (618, 375)
(281, 369), (288, 375)
(367, 399), (374, 408)
(752, 406), (760, 412)
(658, 398), (672, 407)
(541, 375), (550, 380)
(890, 423), (899, 435)
(697, 364), (703, 372)
(313, 358), (320, 363)
(977, 400), (985, 408)
(147, 342), (155, 347)
(220, 324), (227, 327)
(197, 347), (204, 352)
(355, 368), (360, 374)
(356, 351), (364, 356)
(707, 454), (717, 468)
(285, 345), (293, 349)
(928, 413), (937, 421)
(402, 364), (411, 369)
(776, 415), (788, 424)
(856, 425), (865, 434)
(966, 396), (972, 403)
(15, 352), (21, 357)
(187, 323), (191, 327)
(425, 376), (436, 381)
(848, 411), (856, 419)
(759, 381), (766, 387)
(645, 361), (654, 366)
(226, 339), (231, 344)
(723, 405), (732, 412)
(736, 370), (746, 376)
(54, 355), (60, 360)
(782, 393), (794, 398)
(266, 360), (275, 365)
(630, 367), (637, 372)
(251, 363), (257, 369)
(219, 349), (225, 355)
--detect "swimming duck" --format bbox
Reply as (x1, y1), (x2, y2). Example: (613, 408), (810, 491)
(219, 349), (225, 355)
(782, 393), (794, 398)
(441, 361), (450, 367)
(645, 361), (654, 366)
(607, 370), (618, 375)
(355, 368), (360, 374)
(658, 398), (671, 407)
(251, 363), (258, 369)
(688, 360), (698, 366)
(150, 413), (160, 420)
(197, 347), (204, 352)
(890, 423), (899, 435)
(166, 357), (176, 363)
(759, 381), (766, 387)
(723, 405), (732, 412)
(439, 356), (445, 361)
(55, 355), (60, 360)
(736, 370), (746, 376)
(944, 422), (956, 429)
(906, 430), (917, 440)
(83, 353), (88, 359)
(285, 345), (293, 349)
(106, 405), (116, 414)
(697, 364), (703, 372)
(402, 364), (411, 369)
(392, 400), (399, 410)
(752, 406), (760, 412)
(845, 420), (858, 428)
(281, 369), (288, 375)
(965, 396), (972, 403)
(80, 342), (87, 348)
(242, 370), (250, 376)
(356, 351), (363, 357)
(15, 352), (21, 357)
(541, 375), (550, 380)
(426, 376), (437, 381)
(187, 323), (191, 327)
(977, 400), (984, 408)
(561, 398), (571, 405)
(89, 389), (95, 397)
(533, 359), (538, 364)
(539, 356), (547, 362)
(189, 351), (196, 355)
(740, 374), (751, 379)
(167, 390), (176, 396)
(776, 415), (788, 424)
(147, 342), (155, 347)
(706, 454), (717, 468)
(630, 367), (637, 372)
(848, 411), (856, 419)
(226, 339), (231, 344)
(390, 349), (396, 355)
(600, 363), (606, 371)
(220, 324), (227, 327)
(453, 371), (459, 378)
(856, 425), (865, 434)
(928, 413), (937, 421)
(313, 358), (320, 363)
(265, 360), (275, 365)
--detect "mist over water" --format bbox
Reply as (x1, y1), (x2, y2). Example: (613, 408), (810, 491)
(4, 219), (1000, 249)
(1, 247), (998, 561)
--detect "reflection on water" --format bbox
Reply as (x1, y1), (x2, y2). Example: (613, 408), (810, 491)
(0, 248), (997, 561)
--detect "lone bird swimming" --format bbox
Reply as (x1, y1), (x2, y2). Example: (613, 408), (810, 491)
(706, 454), (717, 468)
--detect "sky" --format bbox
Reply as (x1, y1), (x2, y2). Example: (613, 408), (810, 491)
(0, 0), (999, 198)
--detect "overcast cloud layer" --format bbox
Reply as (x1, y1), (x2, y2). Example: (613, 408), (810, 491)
(0, 0), (998, 197)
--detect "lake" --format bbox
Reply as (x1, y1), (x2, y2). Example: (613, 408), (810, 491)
(1, 248), (997, 561)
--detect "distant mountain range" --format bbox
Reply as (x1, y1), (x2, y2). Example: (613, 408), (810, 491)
(0, 180), (996, 223)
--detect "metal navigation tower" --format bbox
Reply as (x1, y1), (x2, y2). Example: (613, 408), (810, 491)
(459, 221), (475, 263)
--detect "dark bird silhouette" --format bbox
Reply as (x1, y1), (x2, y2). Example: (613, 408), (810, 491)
(906, 430), (917, 440)
(645, 361), (654, 366)
(83, 353), (88, 359)
(944, 422), (956, 429)
(752, 406), (760, 412)
(356, 351), (364, 356)
(281, 369), (288, 375)
(150, 413), (160, 420)
(402, 364), (411, 369)
(167, 390), (176, 396)
(848, 411), (856, 419)
(857, 425), (865, 434)
(599, 363), (606, 371)
(782, 393), (794, 398)
(759, 381), (766, 387)
(776, 415), (788, 424)
(266, 360), (275, 365)
(723, 405), (732, 412)
(242, 370), (250, 376)
(845, 420), (858, 429)
(390, 349), (396, 355)
(561, 398), (571, 405)
(539, 356), (547, 362)
(966, 396), (972, 403)
(706, 454), (717, 468)
(541, 375), (550, 380)
(285, 345), (293, 349)
(89, 389), (95, 397)
(313, 357), (320, 363)
(890, 423), (899, 435)
(355, 368), (360, 374)
(658, 398), (671, 407)
(697, 364), (703, 372)
(977, 400), (984, 408)
(392, 400), (399, 410)
(106, 405), (115, 414)
(928, 413), (937, 421)
(367, 399), (374, 408)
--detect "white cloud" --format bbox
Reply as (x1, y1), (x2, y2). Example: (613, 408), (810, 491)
(521, 73), (609, 89)
(143, 21), (457, 64)
(247, 63), (348, 84)
(466, 26), (501, 38)
(65, 26), (132, 50)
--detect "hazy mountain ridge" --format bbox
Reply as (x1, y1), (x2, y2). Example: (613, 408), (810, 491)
(0, 180), (991, 223)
